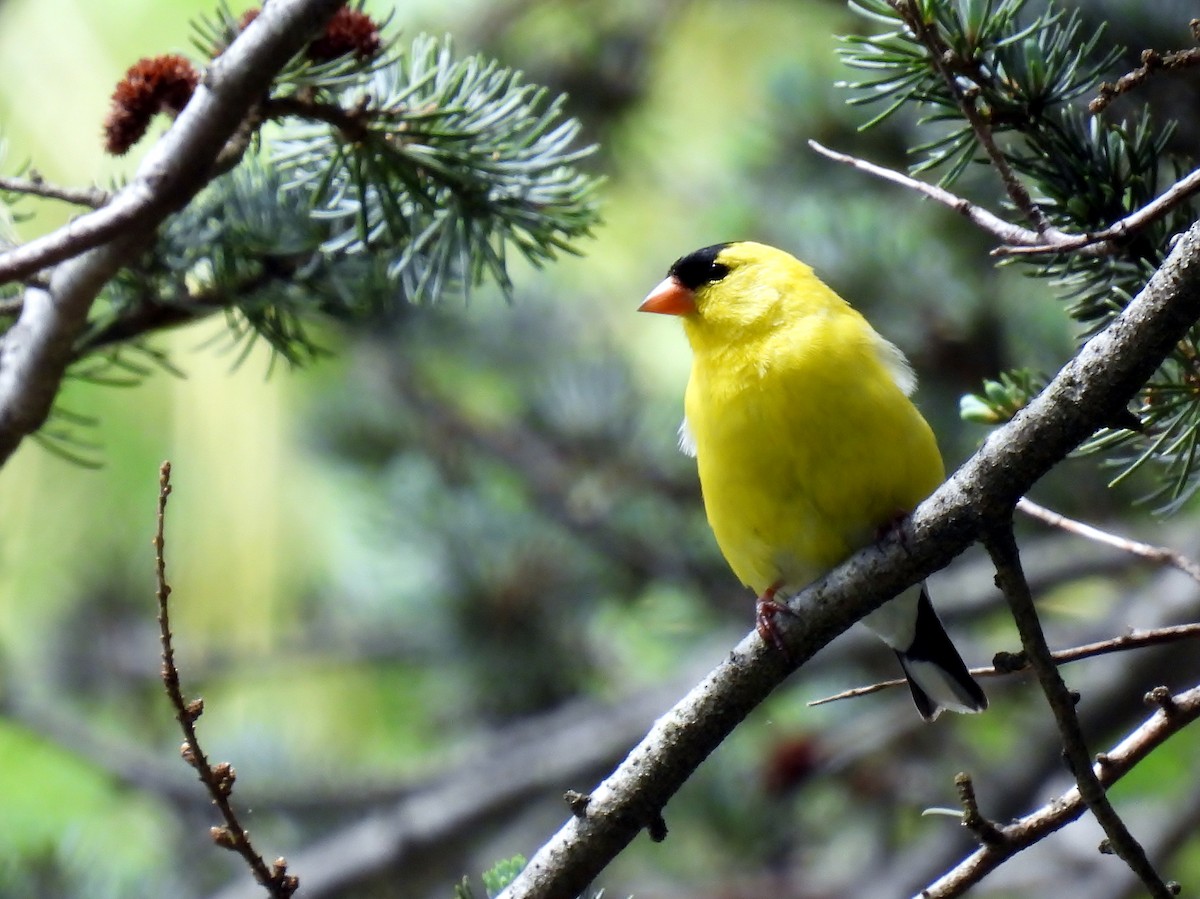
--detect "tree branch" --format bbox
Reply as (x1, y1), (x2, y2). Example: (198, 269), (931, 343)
(808, 143), (1200, 260)
(806, 139), (1041, 246)
(983, 519), (1173, 897)
(1091, 40), (1200, 115)
(0, 0), (347, 467)
(890, 0), (1063, 240)
(1017, 496), (1200, 583)
(155, 462), (298, 897)
(922, 682), (1200, 898)
(808, 622), (1200, 707)
(995, 167), (1200, 257)
(497, 219), (1200, 898)
(0, 174), (110, 208)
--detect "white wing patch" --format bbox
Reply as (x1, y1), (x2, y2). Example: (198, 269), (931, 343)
(677, 417), (697, 457)
(874, 332), (917, 397)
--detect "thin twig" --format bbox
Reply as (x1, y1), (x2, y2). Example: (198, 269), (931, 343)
(806, 140), (1040, 246)
(983, 519), (1174, 897)
(1091, 42), (1200, 115)
(808, 142), (1200, 260)
(0, 174), (110, 208)
(996, 167), (1200, 257)
(0, 191), (149, 285)
(815, 11), (1200, 266)
(955, 772), (1005, 847)
(1017, 497), (1200, 583)
(808, 622), (1200, 707)
(923, 682), (1199, 898)
(155, 461), (298, 899)
(261, 94), (372, 139)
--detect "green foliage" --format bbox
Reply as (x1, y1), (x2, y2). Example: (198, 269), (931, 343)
(454, 855), (526, 899)
(959, 367), (1042, 424)
(482, 855), (527, 895)
(840, 0), (1116, 180)
(75, 27), (600, 366)
(273, 34), (600, 302)
(0, 722), (180, 897)
(82, 160), (346, 367)
(1085, 354), (1200, 514)
(842, 0), (1200, 511)
(11, 12), (602, 460)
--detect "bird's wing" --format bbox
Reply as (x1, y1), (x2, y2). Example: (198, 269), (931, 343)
(872, 332), (917, 397)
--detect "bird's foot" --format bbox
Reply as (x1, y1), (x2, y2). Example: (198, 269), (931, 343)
(756, 582), (800, 655)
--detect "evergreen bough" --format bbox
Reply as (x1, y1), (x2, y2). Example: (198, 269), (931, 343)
(842, 0), (1200, 511)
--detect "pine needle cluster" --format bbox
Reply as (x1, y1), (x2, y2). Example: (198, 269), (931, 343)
(841, 0), (1200, 511)
(1, 2), (601, 462)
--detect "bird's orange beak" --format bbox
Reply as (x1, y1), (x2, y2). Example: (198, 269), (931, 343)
(638, 276), (697, 316)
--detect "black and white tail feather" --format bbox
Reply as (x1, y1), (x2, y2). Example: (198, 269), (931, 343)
(862, 584), (987, 721)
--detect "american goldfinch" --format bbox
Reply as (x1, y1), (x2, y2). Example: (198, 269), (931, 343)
(639, 241), (986, 721)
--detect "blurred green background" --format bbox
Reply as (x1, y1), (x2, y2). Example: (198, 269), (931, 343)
(2, 1), (1200, 897)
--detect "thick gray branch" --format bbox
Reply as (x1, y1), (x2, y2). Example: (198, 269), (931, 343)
(0, 0), (346, 466)
(498, 220), (1200, 899)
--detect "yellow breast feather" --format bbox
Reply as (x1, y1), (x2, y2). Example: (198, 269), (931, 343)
(685, 301), (942, 594)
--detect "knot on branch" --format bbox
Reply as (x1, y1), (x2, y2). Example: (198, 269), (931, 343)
(992, 650), (1027, 673)
(1144, 685), (1177, 713)
(563, 790), (590, 818)
(955, 772), (1006, 847)
(646, 813), (668, 843)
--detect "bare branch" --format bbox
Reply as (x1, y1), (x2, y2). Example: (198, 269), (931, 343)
(808, 146), (1200, 261)
(1017, 497), (1200, 583)
(0, 174), (110, 208)
(0, 190), (153, 285)
(923, 682), (1200, 897)
(1091, 44), (1200, 115)
(806, 140), (1040, 246)
(983, 520), (1173, 896)
(954, 772), (1005, 847)
(809, 622), (1200, 706)
(0, 0), (348, 467)
(155, 462), (298, 898)
(996, 167), (1200, 257)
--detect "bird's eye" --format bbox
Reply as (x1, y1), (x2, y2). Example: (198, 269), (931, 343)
(670, 243), (732, 290)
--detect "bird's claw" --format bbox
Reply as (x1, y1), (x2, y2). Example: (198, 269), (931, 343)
(756, 585), (800, 657)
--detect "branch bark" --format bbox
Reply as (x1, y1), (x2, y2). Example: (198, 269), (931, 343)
(0, 0), (347, 467)
(808, 622), (1200, 707)
(984, 520), (1172, 896)
(922, 682), (1200, 898)
(1016, 496), (1200, 583)
(498, 218), (1200, 899)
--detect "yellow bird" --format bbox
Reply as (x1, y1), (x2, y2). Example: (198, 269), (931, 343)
(639, 241), (986, 720)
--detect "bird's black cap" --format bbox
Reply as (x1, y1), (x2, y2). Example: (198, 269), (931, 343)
(669, 243), (732, 290)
